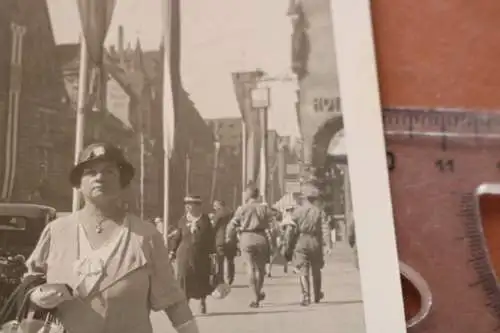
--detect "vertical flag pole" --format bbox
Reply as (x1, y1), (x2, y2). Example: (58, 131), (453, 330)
(259, 107), (268, 203)
(233, 185), (237, 209)
(210, 141), (220, 204)
(210, 122), (220, 204)
(185, 141), (191, 196)
(140, 130), (145, 220)
(241, 119), (247, 202)
(72, 36), (89, 212)
(162, 0), (175, 246)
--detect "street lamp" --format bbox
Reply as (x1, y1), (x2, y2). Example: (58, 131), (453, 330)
(250, 86), (271, 203)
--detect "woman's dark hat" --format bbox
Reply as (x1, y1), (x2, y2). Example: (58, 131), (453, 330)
(184, 195), (202, 204)
(69, 143), (135, 188)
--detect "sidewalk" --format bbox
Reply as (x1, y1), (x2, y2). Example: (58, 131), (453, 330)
(152, 242), (365, 333)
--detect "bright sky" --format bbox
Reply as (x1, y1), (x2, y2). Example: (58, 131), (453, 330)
(47, 0), (300, 138)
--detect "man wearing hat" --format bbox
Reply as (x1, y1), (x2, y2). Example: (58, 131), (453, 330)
(24, 143), (200, 333)
(226, 185), (273, 308)
(290, 184), (333, 306)
(169, 195), (216, 314)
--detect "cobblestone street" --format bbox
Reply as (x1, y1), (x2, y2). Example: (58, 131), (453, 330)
(151, 242), (365, 333)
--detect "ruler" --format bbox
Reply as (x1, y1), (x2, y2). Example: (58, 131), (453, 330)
(384, 108), (500, 332)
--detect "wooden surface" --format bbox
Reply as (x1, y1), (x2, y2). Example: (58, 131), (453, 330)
(372, 0), (500, 110)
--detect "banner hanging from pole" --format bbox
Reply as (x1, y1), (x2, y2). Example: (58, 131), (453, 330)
(76, 0), (117, 112)
(161, 0), (176, 245)
(231, 71), (264, 185)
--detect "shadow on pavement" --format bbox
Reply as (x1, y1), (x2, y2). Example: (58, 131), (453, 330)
(313, 299), (363, 306)
(198, 309), (313, 317)
(268, 299), (362, 307)
(227, 284), (248, 289)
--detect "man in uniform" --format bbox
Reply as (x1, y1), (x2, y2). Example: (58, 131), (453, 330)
(291, 185), (333, 306)
(226, 185), (273, 308)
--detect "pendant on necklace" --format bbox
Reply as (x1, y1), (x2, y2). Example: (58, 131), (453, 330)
(96, 223), (103, 234)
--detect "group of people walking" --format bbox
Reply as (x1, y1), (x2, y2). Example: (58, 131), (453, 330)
(225, 184), (333, 307)
(0, 142), (334, 333)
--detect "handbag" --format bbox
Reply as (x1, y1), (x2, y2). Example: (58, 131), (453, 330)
(211, 283), (231, 300)
(208, 254), (218, 292)
(0, 288), (64, 333)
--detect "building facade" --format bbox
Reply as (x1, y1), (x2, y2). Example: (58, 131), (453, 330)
(288, 0), (351, 239)
(0, 0), (75, 210)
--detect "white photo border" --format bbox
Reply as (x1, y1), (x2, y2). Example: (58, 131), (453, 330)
(330, 1), (407, 332)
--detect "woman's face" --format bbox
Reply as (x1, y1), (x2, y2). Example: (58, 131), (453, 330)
(79, 160), (122, 204)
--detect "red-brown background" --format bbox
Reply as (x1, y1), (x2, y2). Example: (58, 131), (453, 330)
(372, 0), (500, 110)
(370, 1), (500, 332)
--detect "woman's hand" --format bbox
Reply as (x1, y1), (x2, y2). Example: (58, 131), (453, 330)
(176, 319), (200, 333)
(30, 283), (73, 309)
(165, 301), (199, 333)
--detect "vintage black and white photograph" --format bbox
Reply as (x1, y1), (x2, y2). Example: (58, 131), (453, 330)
(0, 0), (406, 332)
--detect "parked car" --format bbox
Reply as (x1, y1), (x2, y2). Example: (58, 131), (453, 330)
(0, 203), (57, 305)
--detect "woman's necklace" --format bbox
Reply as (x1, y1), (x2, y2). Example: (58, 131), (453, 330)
(81, 206), (125, 234)
(95, 219), (105, 234)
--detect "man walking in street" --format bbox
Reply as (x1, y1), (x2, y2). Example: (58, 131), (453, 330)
(226, 185), (273, 308)
(212, 200), (236, 285)
(291, 186), (333, 306)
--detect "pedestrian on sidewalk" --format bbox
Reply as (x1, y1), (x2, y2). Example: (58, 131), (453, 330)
(169, 195), (216, 314)
(226, 185), (273, 308)
(290, 186), (333, 306)
(277, 205), (298, 274)
(212, 199), (236, 285)
(22, 143), (199, 333)
(266, 208), (284, 277)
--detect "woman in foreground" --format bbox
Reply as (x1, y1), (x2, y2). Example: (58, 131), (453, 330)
(24, 143), (199, 333)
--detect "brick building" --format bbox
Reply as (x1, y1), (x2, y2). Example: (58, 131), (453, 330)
(0, 0), (75, 210)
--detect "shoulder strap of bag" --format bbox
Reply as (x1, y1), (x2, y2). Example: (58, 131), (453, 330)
(15, 286), (39, 322)
(0, 283), (24, 323)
